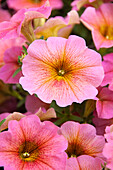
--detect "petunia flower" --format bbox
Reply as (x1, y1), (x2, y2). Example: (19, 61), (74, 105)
(0, 8), (11, 22)
(96, 86), (113, 119)
(0, 115), (68, 169)
(7, 0), (63, 10)
(81, 3), (113, 50)
(60, 121), (105, 169)
(0, 46), (23, 84)
(0, 37), (25, 69)
(71, 0), (113, 10)
(66, 156), (104, 170)
(0, 108), (56, 131)
(93, 111), (113, 135)
(20, 35), (104, 107)
(25, 94), (50, 114)
(103, 125), (113, 170)
(35, 10), (80, 39)
(101, 53), (113, 88)
(0, 3), (51, 42)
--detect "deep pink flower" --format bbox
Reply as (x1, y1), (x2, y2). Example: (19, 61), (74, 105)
(0, 37), (25, 69)
(93, 111), (113, 135)
(7, 0), (63, 10)
(0, 115), (68, 169)
(96, 87), (113, 119)
(0, 4), (51, 42)
(60, 121), (105, 169)
(81, 3), (113, 50)
(25, 94), (50, 114)
(20, 35), (104, 107)
(0, 9), (10, 22)
(101, 53), (113, 91)
(0, 46), (23, 84)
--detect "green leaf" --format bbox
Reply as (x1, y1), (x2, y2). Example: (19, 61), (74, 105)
(50, 100), (65, 114)
(12, 67), (22, 78)
(0, 119), (6, 127)
(39, 35), (44, 39)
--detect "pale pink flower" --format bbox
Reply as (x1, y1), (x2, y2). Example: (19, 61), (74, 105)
(96, 87), (113, 119)
(0, 4), (51, 42)
(7, 0), (63, 10)
(103, 125), (113, 170)
(20, 35), (104, 107)
(81, 3), (113, 50)
(0, 115), (68, 169)
(0, 9), (10, 22)
(60, 121), (105, 169)
(35, 10), (80, 39)
(0, 46), (23, 84)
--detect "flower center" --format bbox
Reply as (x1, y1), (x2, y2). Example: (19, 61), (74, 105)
(100, 25), (113, 40)
(58, 69), (65, 76)
(19, 141), (39, 162)
(66, 142), (90, 158)
(30, 0), (42, 3)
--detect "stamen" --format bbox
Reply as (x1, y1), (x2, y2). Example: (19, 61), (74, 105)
(22, 152), (30, 158)
(58, 70), (65, 76)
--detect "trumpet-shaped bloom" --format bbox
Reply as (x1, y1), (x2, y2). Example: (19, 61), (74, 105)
(7, 0), (63, 10)
(71, 0), (113, 10)
(0, 9), (10, 22)
(96, 87), (113, 119)
(20, 35), (104, 107)
(0, 37), (25, 69)
(103, 125), (113, 170)
(0, 4), (51, 41)
(81, 3), (113, 50)
(25, 94), (50, 114)
(0, 107), (56, 131)
(93, 111), (113, 135)
(0, 115), (68, 169)
(101, 53), (113, 91)
(60, 121), (105, 169)
(35, 10), (80, 39)
(0, 46), (23, 84)
(66, 156), (103, 170)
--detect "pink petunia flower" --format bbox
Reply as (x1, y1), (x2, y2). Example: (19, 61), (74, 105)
(7, 0), (63, 10)
(93, 111), (113, 135)
(35, 10), (80, 39)
(20, 35), (104, 107)
(0, 9), (11, 22)
(103, 125), (113, 170)
(96, 86), (113, 119)
(66, 156), (104, 170)
(0, 37), (25, 69)
(0, 107), (56, 131)
(0, 115), (68, 169)
(101, 53), (113, 87)
(0, 46), (23, 84)
(71, 0), (113, 10)
(60, 121), (105, 169)
(25, 94), (50, 114)
(81, 3), (113, 50)
(0, 3), (51, 42)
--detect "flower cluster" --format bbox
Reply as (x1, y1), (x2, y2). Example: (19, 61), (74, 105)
(0, 0), (113, 169)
